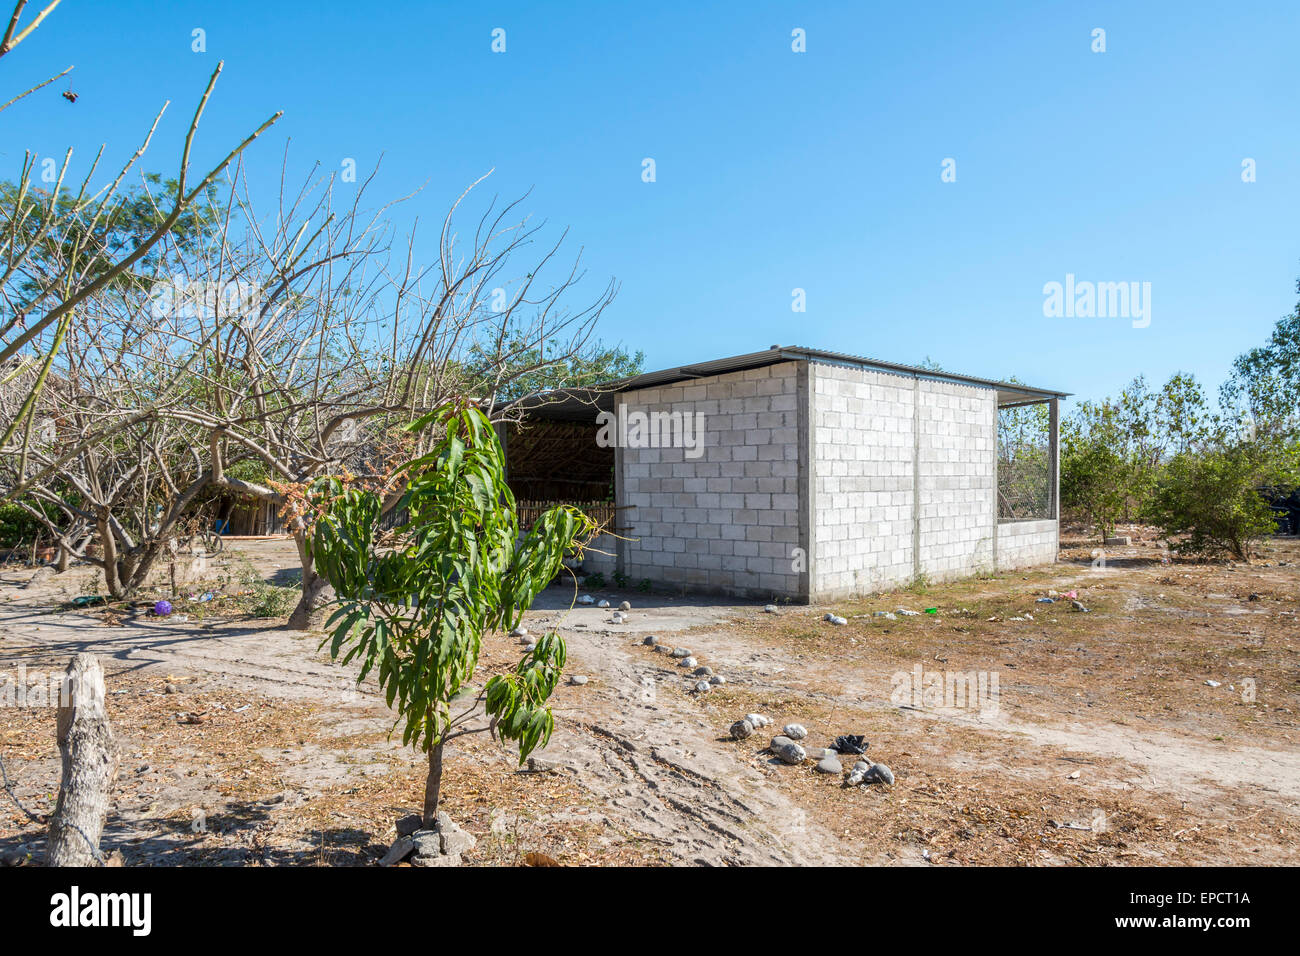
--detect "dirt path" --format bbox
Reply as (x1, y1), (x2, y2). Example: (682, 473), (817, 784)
(3, 533), (1297, 866)
(528, 605), (851, 865)
(0, 559), (851, 866)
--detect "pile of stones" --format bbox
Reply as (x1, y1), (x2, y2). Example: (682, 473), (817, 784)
(380, 812), (477, 867)
(728, 716), (895, 787)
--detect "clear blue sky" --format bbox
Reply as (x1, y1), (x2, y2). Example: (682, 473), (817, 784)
(4, 0), (1298, 408)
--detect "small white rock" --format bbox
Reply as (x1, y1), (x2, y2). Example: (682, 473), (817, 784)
(764, 604), (778, 614)
(746, 713), (770, 729)
(679, 656), (697, 668)
(578, 594), (594, 605)
(783, 723), (808, 740)
(710, 675), (726, 685)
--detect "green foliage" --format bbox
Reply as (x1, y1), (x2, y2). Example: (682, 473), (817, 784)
(1060, 286), (1300, 557)
(636, 578), (652, 593)
(584, 572), (606, 590)
(0, 174), (225, 309)
(1222, 276), (1300, 439)
(310, 401), (595, 766)
(1061, 373), (1213, 539)
(0, 501), (50, 549)
(464, 337), (644, 403)
(997, 386), (1051, 519)
(1145, 440), (1297, 558)
(246, 579), (298, 618)
(1060, 402), (1135, 542)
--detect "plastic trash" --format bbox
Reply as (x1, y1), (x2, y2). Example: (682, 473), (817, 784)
(832, 734), (869, 755)
(153, 600), (173, 616)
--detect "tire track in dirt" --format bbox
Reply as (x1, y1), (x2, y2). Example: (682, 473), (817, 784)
(541, 622), (851, 866)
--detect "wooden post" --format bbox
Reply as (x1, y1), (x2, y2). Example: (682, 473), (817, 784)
(47, 653), (117, 866)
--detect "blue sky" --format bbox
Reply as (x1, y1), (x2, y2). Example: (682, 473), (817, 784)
(3, 0), (1298, 407)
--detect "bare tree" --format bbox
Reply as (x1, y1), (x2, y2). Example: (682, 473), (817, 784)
(1, 0), (281, 507)
(2, 156), (618, 623)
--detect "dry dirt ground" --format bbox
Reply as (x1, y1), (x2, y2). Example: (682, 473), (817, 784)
(1, 529), (1297, 867)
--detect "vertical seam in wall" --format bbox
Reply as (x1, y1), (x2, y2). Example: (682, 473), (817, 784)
(797, 361), (814, 603)
(613, 393), (627, 578)
(912, 374), (921, 581)
(991, 398), (999, 572)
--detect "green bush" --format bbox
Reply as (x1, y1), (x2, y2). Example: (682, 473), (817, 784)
(1145, 442), (1295, 558)
(0, 502), (49, 550)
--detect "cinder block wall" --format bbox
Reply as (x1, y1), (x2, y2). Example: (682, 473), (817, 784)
(613, 357), (1055, 601)
(810, 363), (999, 600)
(995, 519), (1058, 570)
(916, 378), (997, 580)
(580, 532), (620, 578)
(811, 364), (916, 596)
(618, 362), (802, 598)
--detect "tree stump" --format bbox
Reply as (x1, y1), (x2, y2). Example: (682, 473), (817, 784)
(46, 653), (118, 866)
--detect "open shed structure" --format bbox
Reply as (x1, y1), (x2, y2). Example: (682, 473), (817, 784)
(505, 346), (1066, 602)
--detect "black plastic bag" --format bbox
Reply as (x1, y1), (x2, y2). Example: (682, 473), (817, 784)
(832, 734), (868, 754)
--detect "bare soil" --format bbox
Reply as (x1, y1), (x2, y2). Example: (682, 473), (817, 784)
(2, 529), (1297, 866)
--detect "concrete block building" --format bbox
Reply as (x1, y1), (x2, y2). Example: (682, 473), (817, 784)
(505, 346), (1065, 602)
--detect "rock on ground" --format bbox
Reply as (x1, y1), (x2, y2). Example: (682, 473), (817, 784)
(774, 742), (807, 765)
(730, 719), (755, 740)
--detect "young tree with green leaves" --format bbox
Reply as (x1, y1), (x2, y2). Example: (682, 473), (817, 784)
(310, 402), (596, 825)
(1145, 436), (1298, 559)
(1060, 400), (1136, 542)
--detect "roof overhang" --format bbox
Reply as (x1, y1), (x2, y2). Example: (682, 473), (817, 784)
(505, 345), (1069, 421)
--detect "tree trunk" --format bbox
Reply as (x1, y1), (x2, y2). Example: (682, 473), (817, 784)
(97, 515), (123, 598)
(287, 526), (334, 629)
(47, 653), (118, 866)
(288, 567), (334, 629)
(421, 741), (445, 827)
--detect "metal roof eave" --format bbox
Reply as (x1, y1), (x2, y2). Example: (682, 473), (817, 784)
(504, 345), (1070, 419)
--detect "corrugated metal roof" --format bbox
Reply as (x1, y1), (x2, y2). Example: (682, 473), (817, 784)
(506, 345), (1068, 420)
